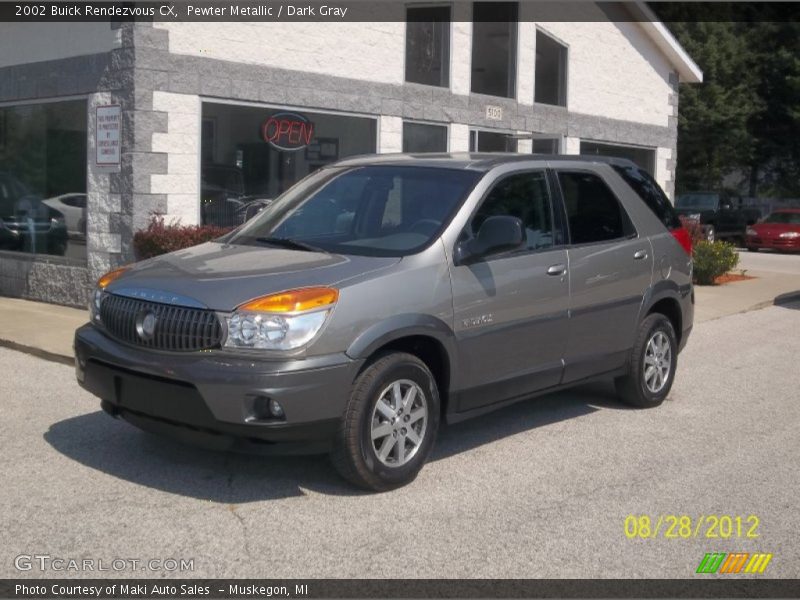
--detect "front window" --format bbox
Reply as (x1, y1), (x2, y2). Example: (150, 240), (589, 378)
(676, 193), (720, 210)
(763, 211), (800, 224)
(0, 99), (87, 262)
(405, 6), (451, 87)
(229, 166), (480, 257)
(471, 2), (518, 98)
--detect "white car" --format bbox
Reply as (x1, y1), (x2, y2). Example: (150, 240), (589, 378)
(43, 193), (86, 238)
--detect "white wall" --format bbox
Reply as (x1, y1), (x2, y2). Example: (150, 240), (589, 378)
(155, 19), (406, 85)
(0, 24), (120, 68)
(150, 92), (201, 225)
(536, 19), (673, 127)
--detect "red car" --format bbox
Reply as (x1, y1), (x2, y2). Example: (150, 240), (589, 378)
(745, 209), (800, 252)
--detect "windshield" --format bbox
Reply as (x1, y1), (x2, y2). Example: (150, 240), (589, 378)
(676, 193), (719, 210)
(229, 165), (481, 257)
(763, 211), (800, 225)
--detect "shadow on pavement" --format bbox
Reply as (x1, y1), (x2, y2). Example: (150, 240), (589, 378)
(774, 292), (800, 310)
(45, 380), (627, 502)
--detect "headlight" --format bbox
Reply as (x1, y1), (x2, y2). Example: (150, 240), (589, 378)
(746, 228), (758, 236)
(224, 287), (338, 351)
(779, 231), (800, 239)
(90, 266), (130, 323)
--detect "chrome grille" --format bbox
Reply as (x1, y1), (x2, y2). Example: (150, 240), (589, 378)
(100, 293), (222, 352)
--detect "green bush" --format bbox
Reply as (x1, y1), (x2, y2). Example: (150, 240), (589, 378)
(692, 240), (739, 285)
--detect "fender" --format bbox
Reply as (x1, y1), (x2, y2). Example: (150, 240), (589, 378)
(345, 313), (458, 371)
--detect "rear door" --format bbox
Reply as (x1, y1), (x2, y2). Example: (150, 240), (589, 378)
(449, 169), (569, 412)
(553, 166), (654, 382)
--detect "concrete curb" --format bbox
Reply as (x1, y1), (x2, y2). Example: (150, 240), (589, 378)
(0, 338), (73, 367)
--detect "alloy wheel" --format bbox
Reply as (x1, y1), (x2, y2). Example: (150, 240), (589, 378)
(643, 331), (672, 394)
(370, 379), (428, 468)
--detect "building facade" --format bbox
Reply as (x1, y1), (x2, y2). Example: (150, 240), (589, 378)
(0, 3), (701, 307)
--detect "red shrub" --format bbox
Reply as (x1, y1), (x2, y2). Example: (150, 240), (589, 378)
(133, 215), (234, 260)
(678, 214), (705, 248)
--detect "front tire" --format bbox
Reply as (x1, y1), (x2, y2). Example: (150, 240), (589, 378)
(705, 225), (716, 242)
(331, 352), (440, 491)
(615, 314), (677, 408)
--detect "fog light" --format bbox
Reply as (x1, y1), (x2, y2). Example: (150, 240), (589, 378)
(268, 398), (284, 418)
(251, 396), (285, 421)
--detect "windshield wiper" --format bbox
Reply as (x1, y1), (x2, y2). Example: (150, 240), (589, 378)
(255, 236), (328, 253)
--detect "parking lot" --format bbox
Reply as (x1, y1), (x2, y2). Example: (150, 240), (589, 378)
(2, 292), (799, 579)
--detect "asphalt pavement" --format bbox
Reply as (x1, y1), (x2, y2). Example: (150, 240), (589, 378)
(1, 300), (798, 579)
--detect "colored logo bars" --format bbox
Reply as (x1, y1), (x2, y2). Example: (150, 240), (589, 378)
(696, 552), (773, 574)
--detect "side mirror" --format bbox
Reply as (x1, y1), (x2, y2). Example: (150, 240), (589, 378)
(454, 215), (525, 265)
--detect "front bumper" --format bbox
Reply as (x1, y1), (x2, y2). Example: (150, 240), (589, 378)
(746, 236), (800, 251)
(74, 324), (362, 454)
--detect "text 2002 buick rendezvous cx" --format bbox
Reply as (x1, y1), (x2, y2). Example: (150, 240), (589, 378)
(75, 154), (694, 491)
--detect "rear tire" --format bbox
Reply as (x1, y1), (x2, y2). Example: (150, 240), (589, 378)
(331, 352), (440, 491)
(615, 314), (677, 408)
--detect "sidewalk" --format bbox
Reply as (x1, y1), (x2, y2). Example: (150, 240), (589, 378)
(1, 269), (800, 364)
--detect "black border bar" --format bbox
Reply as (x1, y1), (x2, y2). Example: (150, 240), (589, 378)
(3, 1), (800, 23)
(2, 579), (800, 599)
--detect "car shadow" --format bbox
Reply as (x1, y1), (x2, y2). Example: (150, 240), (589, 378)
(44, 380), (628, 502)
(774, 292), (800, 310)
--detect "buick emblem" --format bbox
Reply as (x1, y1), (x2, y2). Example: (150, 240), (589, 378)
(136, 311), (157, 341)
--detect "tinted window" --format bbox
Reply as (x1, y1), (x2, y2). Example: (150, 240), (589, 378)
(471, 2), (518, 98)
(613, 165), (681, 229)
(231, 166), (479, 257)
(535, 30), (567, 106)
(470, 171), (554, 251)
(406, 6), (451, 87)
(675, 193), (719, 210)
(469, 130), (518, 152)
(403, 122), (448, 152)
(558, 171), (632, 244)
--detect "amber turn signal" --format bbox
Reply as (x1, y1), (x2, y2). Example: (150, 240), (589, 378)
(238, 287), (339, 313)
(97, 266), (130, 289)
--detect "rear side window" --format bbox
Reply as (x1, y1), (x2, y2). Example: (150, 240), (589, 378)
(613, 165), (681, 230)
(557, 171), (634, 244)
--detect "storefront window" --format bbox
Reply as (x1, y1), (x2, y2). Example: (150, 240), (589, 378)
(0, 99), (87, 261)
(469, 130), (518, 152)
(403, 122), (448, 153)
(201, 103), (377, 227)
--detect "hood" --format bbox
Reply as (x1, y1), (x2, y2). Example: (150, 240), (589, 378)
(105, 242), (401, 310)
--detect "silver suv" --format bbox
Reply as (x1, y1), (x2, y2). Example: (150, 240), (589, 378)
(75, 154), (694, 491)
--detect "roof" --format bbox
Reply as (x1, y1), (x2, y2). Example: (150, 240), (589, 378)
(628, 2), (703, 83)
(333, 152), (639, 172)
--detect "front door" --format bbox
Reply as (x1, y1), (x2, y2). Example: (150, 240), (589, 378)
(450, 170), (569, 412)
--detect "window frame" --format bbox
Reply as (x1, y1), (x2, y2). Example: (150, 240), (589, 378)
(534, 28), (569, 108)
(551, 168), (639, 248)
(404, 3), (453, 88)
(457, 168), (564, 263)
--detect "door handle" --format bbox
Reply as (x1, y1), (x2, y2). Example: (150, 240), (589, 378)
(633, 250), (649, 260)
(547, 264), (567, 276)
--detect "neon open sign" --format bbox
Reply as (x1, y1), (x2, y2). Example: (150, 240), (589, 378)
(261, 112), (315, 151)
